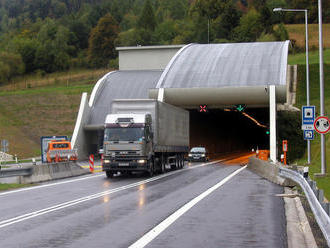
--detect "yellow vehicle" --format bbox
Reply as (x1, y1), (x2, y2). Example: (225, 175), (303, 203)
(46, 140), (77, 163)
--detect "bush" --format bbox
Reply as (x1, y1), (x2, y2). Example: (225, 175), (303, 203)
(277, 110), (305, 163)
(0, 52), (25, 84)
(108, 58), (118, 69)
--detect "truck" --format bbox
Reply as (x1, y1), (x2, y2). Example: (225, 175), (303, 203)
(46, 140), (77, 163)
(102, 99), (189, 177)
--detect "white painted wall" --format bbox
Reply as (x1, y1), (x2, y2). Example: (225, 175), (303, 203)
(117, 45), (184, 70)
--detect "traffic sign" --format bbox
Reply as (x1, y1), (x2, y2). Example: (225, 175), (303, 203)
(304, 130), (314, 140)
(302, 106), (315, 126)
(314, 116), (330, 134)
(301, 124), (314, 130)
(235, 104), (246, 112)
(282, 140), (288, 152)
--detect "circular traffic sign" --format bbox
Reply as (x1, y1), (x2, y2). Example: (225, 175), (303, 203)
(314, 116), (330, 134)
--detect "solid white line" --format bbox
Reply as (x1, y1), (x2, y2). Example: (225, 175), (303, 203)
(0, 159), (222, 197)
(129, 165), (247, 248)
(0, 174), (104, 197)
(0, 160), (224, 229)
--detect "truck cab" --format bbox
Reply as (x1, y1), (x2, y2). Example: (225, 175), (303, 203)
(102, 114), (153, 177)
(46, 140), (77, 163)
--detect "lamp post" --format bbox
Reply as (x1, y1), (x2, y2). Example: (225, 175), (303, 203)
(273, 8), (311, 164)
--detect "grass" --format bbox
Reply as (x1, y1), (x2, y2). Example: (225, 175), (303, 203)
(0, 183), (33, 191)
(0, 68), (109, 158)
(285, 23), (330, 49)
(288, 49), (330, 65)
(294, 63), (330, 200)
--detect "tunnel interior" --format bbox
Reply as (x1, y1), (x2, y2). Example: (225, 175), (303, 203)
(189, 108), (269, 157)
(85, 108), (270, 157)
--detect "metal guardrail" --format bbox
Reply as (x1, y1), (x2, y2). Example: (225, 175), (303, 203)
(0, 167), (33, 178)
(279, 167), (330, 247)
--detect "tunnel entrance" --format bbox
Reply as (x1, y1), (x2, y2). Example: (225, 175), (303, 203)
(189, 108), (269, 157)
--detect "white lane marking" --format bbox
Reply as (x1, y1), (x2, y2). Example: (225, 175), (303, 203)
(0, 160), (224, 229)
(129, 165), (247, 248)
(0, 159), (222, 197)
(0, 174), (104, 197)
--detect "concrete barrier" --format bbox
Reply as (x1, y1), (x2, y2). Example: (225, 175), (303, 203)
(0, 162), (91, 184)
(248, 157), (295, 187)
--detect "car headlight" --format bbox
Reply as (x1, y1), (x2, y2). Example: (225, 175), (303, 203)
(188, 154), (192, 157)
(104, 159), (110, 163)
(201, 154), (205, 157)
(137, 159), (146, 164)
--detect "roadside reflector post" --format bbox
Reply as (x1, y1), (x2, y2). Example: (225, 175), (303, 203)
(89, 154), (94, 173)
(32, 158), (36, 165)
(303, 166), (309, 178)
(282, 140), (288, 165)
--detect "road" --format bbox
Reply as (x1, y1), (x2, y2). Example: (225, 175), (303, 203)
(0, 154), (287, 248)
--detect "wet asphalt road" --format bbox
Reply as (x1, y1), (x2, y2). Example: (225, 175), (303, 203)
(0, 159), (287, 248)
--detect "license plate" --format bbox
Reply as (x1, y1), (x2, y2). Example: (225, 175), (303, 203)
(119, 163), (129, 166)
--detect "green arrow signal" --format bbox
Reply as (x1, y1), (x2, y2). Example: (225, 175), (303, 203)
(235, 104), (246, 112)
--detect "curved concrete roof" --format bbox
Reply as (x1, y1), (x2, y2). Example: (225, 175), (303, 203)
(88, 70), (162, 125)
(156, 41), (290, 89)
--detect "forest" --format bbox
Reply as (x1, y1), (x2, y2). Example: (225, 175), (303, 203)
(0, 0), (329, 83)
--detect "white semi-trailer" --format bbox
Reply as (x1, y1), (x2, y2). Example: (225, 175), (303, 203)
(102, 99), (189, 177)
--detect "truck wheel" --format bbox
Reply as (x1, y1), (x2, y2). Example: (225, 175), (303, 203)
(148, 159), (154, 177)
(106, 171), (113, 178)
(160, 159), (165, 174)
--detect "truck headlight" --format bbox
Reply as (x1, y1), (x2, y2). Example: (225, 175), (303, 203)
(137, 159), (146, 164)
(201, 154), (205, 157)
(188, 154), (192, 157)
(104, 160), (110, 163)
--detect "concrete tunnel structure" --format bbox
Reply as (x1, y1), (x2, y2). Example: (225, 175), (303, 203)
(71, 41), (295, 161)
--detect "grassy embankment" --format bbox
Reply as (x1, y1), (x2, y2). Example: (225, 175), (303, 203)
(0, 68), (109, 158)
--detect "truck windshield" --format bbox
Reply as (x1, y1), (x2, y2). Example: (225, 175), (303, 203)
(104, 127), (144, 141)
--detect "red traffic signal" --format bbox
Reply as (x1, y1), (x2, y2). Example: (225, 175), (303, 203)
(199, 105), (207, 113)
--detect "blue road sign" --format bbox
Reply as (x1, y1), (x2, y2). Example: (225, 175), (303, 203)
(302, 106), (315, 126)
(304, 130), (314, 140)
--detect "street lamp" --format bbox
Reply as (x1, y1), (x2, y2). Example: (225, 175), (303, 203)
(273, 7), (311, 164)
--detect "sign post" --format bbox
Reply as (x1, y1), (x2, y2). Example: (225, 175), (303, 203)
(302, 106), (315, 164)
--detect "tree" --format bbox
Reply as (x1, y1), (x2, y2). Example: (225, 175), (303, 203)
(138, 0), (157, 31)
(88, 13), (119, 67)
(233, 8), (263, 42)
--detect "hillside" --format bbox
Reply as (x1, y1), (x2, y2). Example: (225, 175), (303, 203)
(0, 69), (107, 158)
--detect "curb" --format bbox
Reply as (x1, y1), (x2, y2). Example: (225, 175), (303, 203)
(284, 187), (317, 248)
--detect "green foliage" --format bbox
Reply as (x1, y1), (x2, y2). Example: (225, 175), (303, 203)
(0, 0), (328, 77)
(277, 111), (305, 163)
(12, 37), (39, 73)
(233, 8), (263, 42)
(88, 13), (119, 67)
(273, 23), (289, 41)
(138, 0), (157, 31)
(0, 51), (25, 83)
(34, 19), (72, 72)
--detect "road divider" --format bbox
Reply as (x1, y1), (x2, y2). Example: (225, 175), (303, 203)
(247, 157), (294, 186)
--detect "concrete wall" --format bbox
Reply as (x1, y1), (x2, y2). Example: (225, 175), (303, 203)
(248, 157), (295, 186)
(117, 45), (184, 70)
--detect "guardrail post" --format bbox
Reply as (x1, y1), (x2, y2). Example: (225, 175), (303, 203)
(318, 189), (324, 203)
